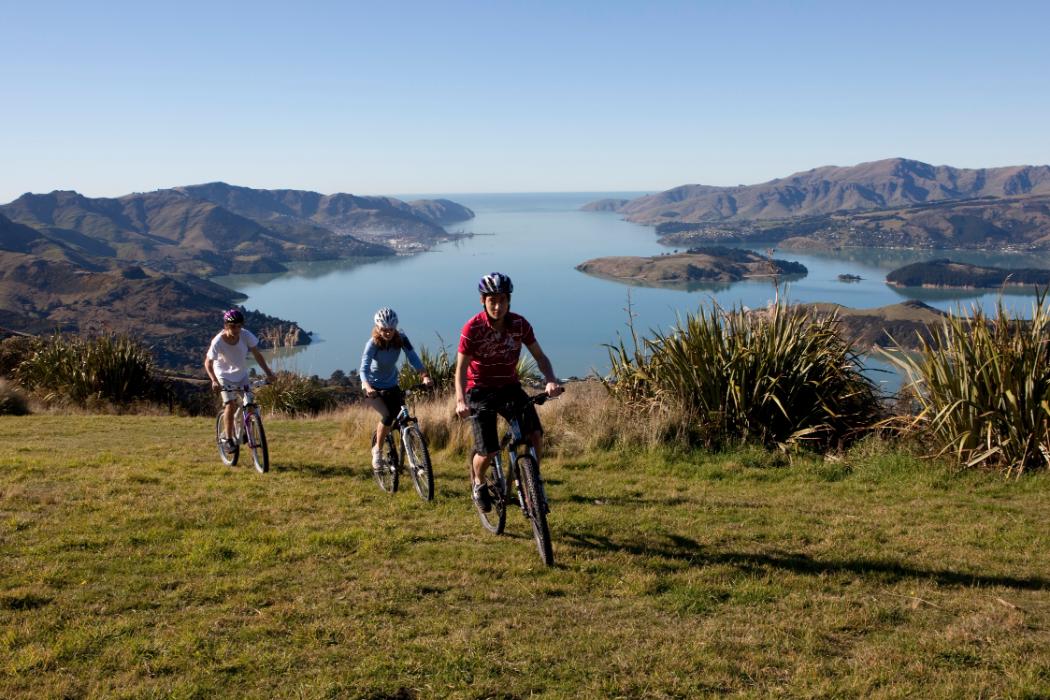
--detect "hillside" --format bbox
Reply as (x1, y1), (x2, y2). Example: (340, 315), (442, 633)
(1, 410), (1047, 697)
(0, 189), (394, 276)
(175, 182), (474, 250)
(796, 300), (949, 349)
(596, 158), (1050, 225)
(0, 251), (306, 369)
(576, 246), (806, 289)
(0, 185), (475, 368)
(656, 195), (1050, 252)
(590, 159), (1050, 252)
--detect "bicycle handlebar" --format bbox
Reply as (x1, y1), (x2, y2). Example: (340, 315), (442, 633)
(222, 379), (268, 392)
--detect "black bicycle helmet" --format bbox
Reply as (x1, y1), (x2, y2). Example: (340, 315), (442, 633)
(478, 272), (513, 295)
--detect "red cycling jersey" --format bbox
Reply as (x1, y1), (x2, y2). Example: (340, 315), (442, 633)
(458, 311), (536, 390)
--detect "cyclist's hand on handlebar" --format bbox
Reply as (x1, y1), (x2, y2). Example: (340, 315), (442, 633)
(545, 381), (564, 398)
(455, 398), (471, 418)
(362, 383), (377, 398)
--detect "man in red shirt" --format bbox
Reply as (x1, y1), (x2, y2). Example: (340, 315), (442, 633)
(455, 272), (564, 512)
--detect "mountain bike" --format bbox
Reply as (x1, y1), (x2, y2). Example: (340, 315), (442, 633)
(470, 392), (555, 566)
(215, 379), (269, 473)
(370, 386), (434, 501)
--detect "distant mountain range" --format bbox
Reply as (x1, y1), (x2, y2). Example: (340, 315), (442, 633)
(1, 184), (475, 276)
(0, 185), (474, 368)
(586, 158), (1050, 251)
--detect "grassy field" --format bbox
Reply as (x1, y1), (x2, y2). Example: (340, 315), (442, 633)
(1, 412), (1048, 698)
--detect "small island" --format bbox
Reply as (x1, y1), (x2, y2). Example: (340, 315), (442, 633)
(838, 273), (863, 282)
(886, 259), (1050, 288)
(576, 246), (807, 288)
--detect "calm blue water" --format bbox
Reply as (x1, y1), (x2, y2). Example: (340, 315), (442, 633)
(215, 192), (1050, 391)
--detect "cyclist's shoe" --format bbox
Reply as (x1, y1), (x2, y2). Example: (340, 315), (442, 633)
(371, 447), (383, 473)
(224, 438), (237, 453)
(472, 482), (492, 513)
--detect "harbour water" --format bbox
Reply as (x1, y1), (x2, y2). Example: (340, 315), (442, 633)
(215, 192), (1050, 392)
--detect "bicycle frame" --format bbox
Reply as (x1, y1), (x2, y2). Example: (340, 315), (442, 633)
(491, 405), (547, 517)
(225, 380), (266, 448)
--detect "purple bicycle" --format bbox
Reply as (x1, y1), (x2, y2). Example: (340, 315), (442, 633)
(216, 379), (269, 473)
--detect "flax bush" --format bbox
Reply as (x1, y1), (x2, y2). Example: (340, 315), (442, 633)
(399, 340), (456, 393)
(16, 333), (160, 406)
(256, 371), (336, 416)
(883, 295), (1050, 476)
(604, 301), (883, 451)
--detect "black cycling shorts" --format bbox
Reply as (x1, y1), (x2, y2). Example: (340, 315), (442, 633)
(467, 384), (542, 455)
(365, 387), (404, 427)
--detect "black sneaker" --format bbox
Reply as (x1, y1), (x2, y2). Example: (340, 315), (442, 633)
(225, 438), (237, 453)
(472, 482), (492, 513)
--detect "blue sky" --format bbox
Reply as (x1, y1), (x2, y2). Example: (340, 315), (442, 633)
(2, 0), (1049, 202)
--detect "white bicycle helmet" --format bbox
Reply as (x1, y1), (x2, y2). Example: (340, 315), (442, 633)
(373, 307), (398, 329)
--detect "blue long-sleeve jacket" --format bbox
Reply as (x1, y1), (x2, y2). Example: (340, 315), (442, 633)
(359, 332), (424, 389)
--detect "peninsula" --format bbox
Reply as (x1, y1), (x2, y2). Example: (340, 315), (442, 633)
(885, 259), (1050, 288)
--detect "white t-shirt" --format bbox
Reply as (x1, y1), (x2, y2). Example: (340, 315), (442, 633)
(207, 329), (259, 384)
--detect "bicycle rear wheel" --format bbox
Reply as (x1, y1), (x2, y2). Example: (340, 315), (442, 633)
(215, 411), (239, 466)
(371, 430), (399, 493)
(403, 425), (434, 501)
(246, 410), (269, 473)
(517, 455), (553, 566)
(471, 452), (506, 534)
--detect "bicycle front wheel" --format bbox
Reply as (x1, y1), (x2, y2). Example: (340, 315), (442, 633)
(371, 430), (399, 493)
(403, 425), (434, 501)
(216, 411), (239, 466)
(517, 455), (553, 566)
(246, 410), (269, 473)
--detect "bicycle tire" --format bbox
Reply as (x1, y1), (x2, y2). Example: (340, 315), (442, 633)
(403, 425), (434, 502)
(216, 411), (239, 466)
(246, 410), (269, 473)
(471, 452), (506, 534)
(517, 455), (554, 566)
(371, 430), (399, 493)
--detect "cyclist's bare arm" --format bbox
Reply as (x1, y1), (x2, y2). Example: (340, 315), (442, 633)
(249, 346), (277, 381)
(455, 351), (472, 418)
(525, 341), (563, 397)
(204, 358), (221, 391)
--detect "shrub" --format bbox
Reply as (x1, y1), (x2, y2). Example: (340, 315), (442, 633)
(256, 371), (336, 416)
(0, 378), (30, 415)
(603, 300), (883, 451)
(399, 339), (456, 393)
(16, 332), (160, 406)
(0, 335), (39, 378)
(882, 295), (1050, 476)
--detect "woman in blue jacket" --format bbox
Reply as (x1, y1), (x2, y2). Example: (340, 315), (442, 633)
(360, 307), (432, 471)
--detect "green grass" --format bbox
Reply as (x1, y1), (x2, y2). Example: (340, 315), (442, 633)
(1, 415), (1048, 698)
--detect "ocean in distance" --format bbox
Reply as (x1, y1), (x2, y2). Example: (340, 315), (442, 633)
(214, 192), (1050, 393)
